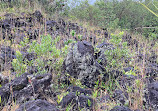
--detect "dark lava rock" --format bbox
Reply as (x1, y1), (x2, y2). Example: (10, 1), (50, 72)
(60, 92), (94, 110)
(110, 75), (137, 105)
(0, 46), (15, 55)
(78, 41), (94, 56)
(112, 89), (128, 105)
(12, 73), (52, 104)
(0, 46), (16, 62)
(145, 81), (158, 110)
(63, 41), (104, 87)
(0, 87), (10, 109)
(146, 63), (158, 81)
(16, 99), (59, 111)
(60, 86), (95, 110)
(110, 106), (132, 111)
(0, 73), (53, 108)
(0, 46), (16, 71)
(67, 86), (92, 95)
(23, 52), (37, 61)
(60, 92), (76, 108)
(10, 75), (28, 91)
(33, 10), (43, 23)
(0, 74), (9, 85)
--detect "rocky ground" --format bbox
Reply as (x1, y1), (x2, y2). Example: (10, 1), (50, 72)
(0, 11), (157, 111)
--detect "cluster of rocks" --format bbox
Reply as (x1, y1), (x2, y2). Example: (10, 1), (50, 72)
(63, 40), (158, 110)
(0, 46), (37, 73)
(0, 10), (157, 111)
(0, 10), (108, 45)
(0, 73), (54, 110)
(0, 72), (96, 111)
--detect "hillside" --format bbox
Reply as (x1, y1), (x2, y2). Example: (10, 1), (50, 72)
(0, 0), (158, 111)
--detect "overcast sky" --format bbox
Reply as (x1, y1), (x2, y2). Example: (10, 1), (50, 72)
(89, 0), (96, 4)
(68, 0), (96, 5)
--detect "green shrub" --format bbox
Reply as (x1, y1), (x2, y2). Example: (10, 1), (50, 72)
(105, 31), (131, 70)
(12, 51), (26, 77)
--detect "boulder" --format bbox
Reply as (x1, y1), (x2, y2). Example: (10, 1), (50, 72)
(67, 86), (92, 95)
(32, 10), (43, 23)
(145, 63), (158, 82)
(16, 99), (59, 111)
(110, 106), (132, 111)
(145, 81), (158, 110)
(0, 73), (53, 109)
(60, 86), (95, 110)
(0, 73), (9, 85)
(63, 41), (104, 87)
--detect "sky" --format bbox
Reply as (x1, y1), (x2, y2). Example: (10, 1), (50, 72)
(68, 0), (96, 5)
(89, 0), (96, 4)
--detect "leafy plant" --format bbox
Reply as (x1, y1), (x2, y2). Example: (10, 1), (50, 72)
(27, 34), (65, 73)
(57, 91), (69, 104)
(57, 95), (63, 104)
(77, 35), (83, 41)
(71, 30), (75, 37)
(20, 36), (29, 47)
(66, 103), (72, 111)
(69, 76), (83, 88)
(64, 39), (74, 45)
(92, 90), (98, 99)
(105, 32), (131, 70)
(12, 51), (26, 77)
(87, 99), (91, 107)
(125, 69), (136, 76)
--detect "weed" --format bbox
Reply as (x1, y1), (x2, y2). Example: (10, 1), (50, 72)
(105, 31), (132, 74)
(12, 51), (26, 77)
(57, 91), (69, 104)
(71, 30), (75, 37)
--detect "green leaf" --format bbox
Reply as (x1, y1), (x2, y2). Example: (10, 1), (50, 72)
(87, 99), (91, 107)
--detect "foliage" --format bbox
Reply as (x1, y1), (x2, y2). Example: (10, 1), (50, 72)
(105, 32), (131, 70)
(87, 99), (91, 107)
(124, 69), (136, 76)
(70, 30), (75, 37)
(68, 0), (158, 38)
(12, 51), (26, 77)
(11, 34), (69, 75)
(28, 35), (61, 70)
(0, 0), (69, 17)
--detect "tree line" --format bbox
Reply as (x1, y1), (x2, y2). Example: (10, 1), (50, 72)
(1, 0), (158, 37)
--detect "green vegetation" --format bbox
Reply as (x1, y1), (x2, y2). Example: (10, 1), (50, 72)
(0, 0), (157, 111)
(69, 0), (158, 37)
(12, 34), (69, 76)
(12, 51), (27, 77)
(105, 31), (131, 71)
(1, 0), (157, 38)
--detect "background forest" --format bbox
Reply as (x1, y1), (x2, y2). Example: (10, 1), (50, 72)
(1, 0), (158, 37)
